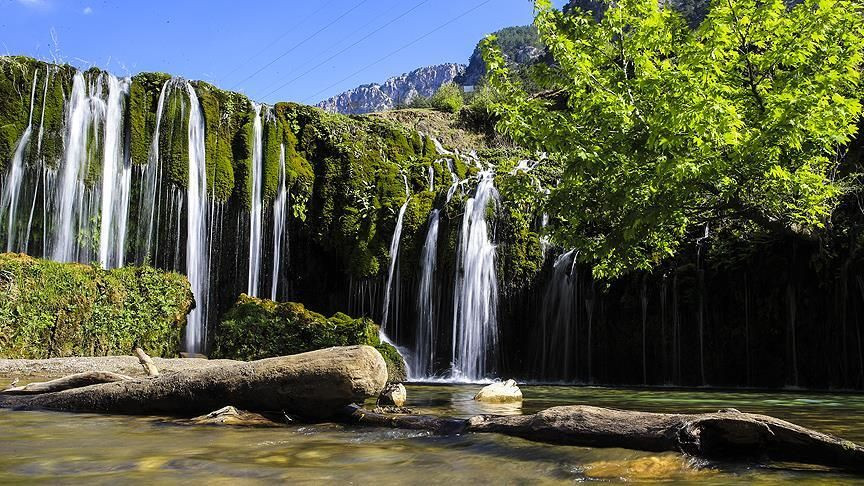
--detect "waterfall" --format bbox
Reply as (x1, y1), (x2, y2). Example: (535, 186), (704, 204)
(51, 72), (106, 263)
(539, 250), (578, 380)
(185, 82), (209, 354)
(381, 174), (410, 339)
(411, 209), (440, 379)
(247, 103), (264, 297)
(451, 171), (499, 381)
(270, 143), (289, 301)
(136, 81), (171, 265)
(98, 75), (131, 269)
(1, 70), (38, 252)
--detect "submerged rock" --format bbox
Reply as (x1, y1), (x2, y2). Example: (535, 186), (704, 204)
(474, 379), (523, 403)
(377, 383), (407, 407)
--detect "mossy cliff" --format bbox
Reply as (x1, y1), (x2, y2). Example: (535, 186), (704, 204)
(0, 253), (193, 358)
(212, 295), (407, 382)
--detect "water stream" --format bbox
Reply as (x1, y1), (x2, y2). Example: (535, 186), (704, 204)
(184, 81), (209, 353)
(451, 171), (499, 381)
(247, 104), (264, 297)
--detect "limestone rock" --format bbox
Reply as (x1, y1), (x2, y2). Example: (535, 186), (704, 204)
(377, 382), (407, 407)
(474, 379), (523, 403)
(317, 64), (466, 115)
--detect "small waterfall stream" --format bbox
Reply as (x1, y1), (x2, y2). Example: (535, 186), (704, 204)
(451, 171), (499, 381)
(381, 174), (410, 340)
(184, 81), (210, 353)
(539, 250), (578, 380)
(98, 75), (131, 269)
(270, 143), (289, 301)
(51, 72), (106, 263)
(247, 104), (264, 297)
(411, 209), (440, 379)
(0, 70), (38, 252)
(136, 80), (171, 265)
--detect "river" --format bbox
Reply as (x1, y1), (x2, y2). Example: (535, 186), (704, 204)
(1, 380), (862, 484)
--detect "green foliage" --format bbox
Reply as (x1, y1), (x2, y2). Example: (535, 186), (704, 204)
(484, 0), (864, 278)
(212, 295), (407, 382)
(429, 83), (465, 113)
(0, 253), (193, 358)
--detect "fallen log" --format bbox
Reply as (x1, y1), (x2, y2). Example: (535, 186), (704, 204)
(1, 371), (133, 395)
(0, 345), (387, 419)
(344, 405), (864, 473)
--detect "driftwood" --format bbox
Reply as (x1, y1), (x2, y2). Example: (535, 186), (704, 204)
(343, 405), (864, 473)
(134, 347), (159, 377)
(1, 371), (133, 395)
(0, 345), (388, 419)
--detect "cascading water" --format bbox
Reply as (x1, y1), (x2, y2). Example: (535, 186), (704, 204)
(97, 75), (131, 269)
(411, 209), (440, 379)
(51, 72), (106, 263)
(539, 250), (578, 380)
(0, 71), (38, 252)
(381, 174), (410, 339)
(451, 171), (499, 381)
(185, 81), (210, 354)
(136, 80), (171, 265)
(270, 143), (289, 301)
(247, 103), (264, 297)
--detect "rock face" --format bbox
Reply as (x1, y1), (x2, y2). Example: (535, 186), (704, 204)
(317, 64), (465, 115)
(458, 26), (545, 87)
(377, 382), (407, 407)
(0, 345), (389, 419)
(474, 379), (523, 403)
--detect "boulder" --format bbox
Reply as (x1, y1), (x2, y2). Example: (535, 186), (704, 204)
(474, 379), (523, 403)
(377, 383), (407, 407)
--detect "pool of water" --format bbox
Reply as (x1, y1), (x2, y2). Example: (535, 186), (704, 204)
(1, 379), (863, 484)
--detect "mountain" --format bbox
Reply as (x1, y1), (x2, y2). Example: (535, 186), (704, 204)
(456, 25), (545, 87)
(316, 63), (465, 115)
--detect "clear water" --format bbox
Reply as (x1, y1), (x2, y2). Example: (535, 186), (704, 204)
(1, 379), (862, 484)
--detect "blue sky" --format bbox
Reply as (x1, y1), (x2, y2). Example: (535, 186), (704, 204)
(0, 0), (566, 104)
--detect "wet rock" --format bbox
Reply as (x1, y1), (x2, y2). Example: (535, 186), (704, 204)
(377, 383), (407, 407)
(474, 379), (523, 403)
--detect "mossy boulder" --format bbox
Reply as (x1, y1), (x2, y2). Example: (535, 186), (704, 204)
(0, 253), (193, 359)
(212, 295), (407, 382)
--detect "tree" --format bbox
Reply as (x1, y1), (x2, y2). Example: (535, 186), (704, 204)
(483, 0), (864, 278)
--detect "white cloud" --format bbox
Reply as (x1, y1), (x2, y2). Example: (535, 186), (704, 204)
(82, 6), (93, 14)
(17, 0), (48, 7)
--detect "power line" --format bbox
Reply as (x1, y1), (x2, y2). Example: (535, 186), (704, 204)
(229, 0), (372, 91)
(302, 0), (493, 105)
(258, 0), (431, 102)
(252, 1), (396, 99)
(221, 1), (335, 82)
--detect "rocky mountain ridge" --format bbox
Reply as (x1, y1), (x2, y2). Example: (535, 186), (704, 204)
(316, 63), (465, 115)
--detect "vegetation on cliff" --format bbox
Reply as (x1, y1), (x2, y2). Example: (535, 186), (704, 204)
(212, 295), (407, 382)
(0, 253), (193, 359)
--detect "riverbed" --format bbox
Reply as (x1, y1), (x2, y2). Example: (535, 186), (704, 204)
(1, 380), (863, 484)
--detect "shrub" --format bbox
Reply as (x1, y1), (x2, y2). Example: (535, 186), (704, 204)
(212, 295), (407, 382)
(0, 253), (193, 358)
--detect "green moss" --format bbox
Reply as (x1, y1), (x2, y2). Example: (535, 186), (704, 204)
(129, 72), (171, 165)
(0, 253), (193, 358)
(193, 80), (249, 202)
(212, 295), (407, 382)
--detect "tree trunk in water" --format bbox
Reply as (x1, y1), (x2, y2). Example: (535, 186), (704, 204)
(343, 405), (864, 473)
(0, 346), (387, 419)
